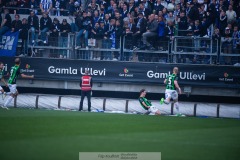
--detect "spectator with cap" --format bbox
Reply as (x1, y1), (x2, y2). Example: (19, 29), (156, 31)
(187, 1), (199, 22)
(49, 17), (60, 57)
(59, 19), (71, 58)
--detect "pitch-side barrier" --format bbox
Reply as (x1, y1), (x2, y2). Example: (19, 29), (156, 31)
(0, 94), (239, 118)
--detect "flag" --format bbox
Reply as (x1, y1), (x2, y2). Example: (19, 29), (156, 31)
(0, 31), (19, 57)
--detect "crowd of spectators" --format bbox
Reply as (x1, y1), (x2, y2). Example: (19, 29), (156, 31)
(0, 0), (240, 64)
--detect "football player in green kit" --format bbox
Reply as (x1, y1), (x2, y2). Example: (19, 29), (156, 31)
(1, 58), (34, 110)
(0, 62), (8, 100)
(160, 67), (182, 116)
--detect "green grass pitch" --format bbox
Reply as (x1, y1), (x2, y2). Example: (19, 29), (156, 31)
(0, 108), (240, 160)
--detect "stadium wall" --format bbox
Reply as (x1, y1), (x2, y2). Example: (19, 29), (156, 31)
(1, 57), (240, 103)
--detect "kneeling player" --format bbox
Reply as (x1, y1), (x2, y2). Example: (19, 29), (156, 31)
(139, 89), (160, 115)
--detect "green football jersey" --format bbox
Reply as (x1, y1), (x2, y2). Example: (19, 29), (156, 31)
(8, 65), (21, 84)
(166, 74), (178, 90)
(139, 97), (151, 110)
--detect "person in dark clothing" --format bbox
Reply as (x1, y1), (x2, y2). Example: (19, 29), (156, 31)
(19, 18), (29, 56)
(177, 11), (188, 52)
(11, 14), (22, 33)
(28, 11), (39, 45)
(75, 11), (92, 49)
(0, 9), (12, 41)
(90, 22), (104, 60)
(187, 2), (199, 22)
(219, 10), (228, 35)
(132, 12), (147, 49)
(141, 14), (158, 50)
(49, 18), (60, 57)
(79, 69), (93, 112)
(60, 19), (71, 58)
(40, 12), (52, 44)
(115, 19), (123, 49)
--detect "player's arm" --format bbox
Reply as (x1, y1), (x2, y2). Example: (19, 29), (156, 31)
(164, 79), (167, 84)
(1, 78), (8, 87)
(164, 75), (169, 84)
(174, 80), (181, 94)
(141, 101), (150, 109)
(20, 73), (34, 79)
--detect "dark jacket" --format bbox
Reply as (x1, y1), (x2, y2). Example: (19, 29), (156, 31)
(19, 23), (29, 40)
(28, 14), (39, 30)
(91, 26), (104, 39)
(147, 19), (158, 33)
(136, 17), (147, 34)
(3, 13), (12, 28)
(82, 16), (92, 31)
(115, 25), (123, 39)
(11, 20), (22, 32)
(191, 24), (202, 36)
(50, 22), (61, 37)
(60, 23), (71, 37)
(40, 16), (52, 30)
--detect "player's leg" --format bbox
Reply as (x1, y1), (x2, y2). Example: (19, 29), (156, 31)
(0, 86), (6, 100)
(0, 86), (4, 94)
(172, 90), (181, 116)
(3, 84), (18, 108)
(149, 106), (161, 115)
(162, 90), (171, 104)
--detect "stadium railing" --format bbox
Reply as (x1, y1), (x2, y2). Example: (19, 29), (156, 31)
(220, 37), (240, 65)
(23, 33), (240, 65)
(27, 31), (75, 58)
(173, 36), (218, 64)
